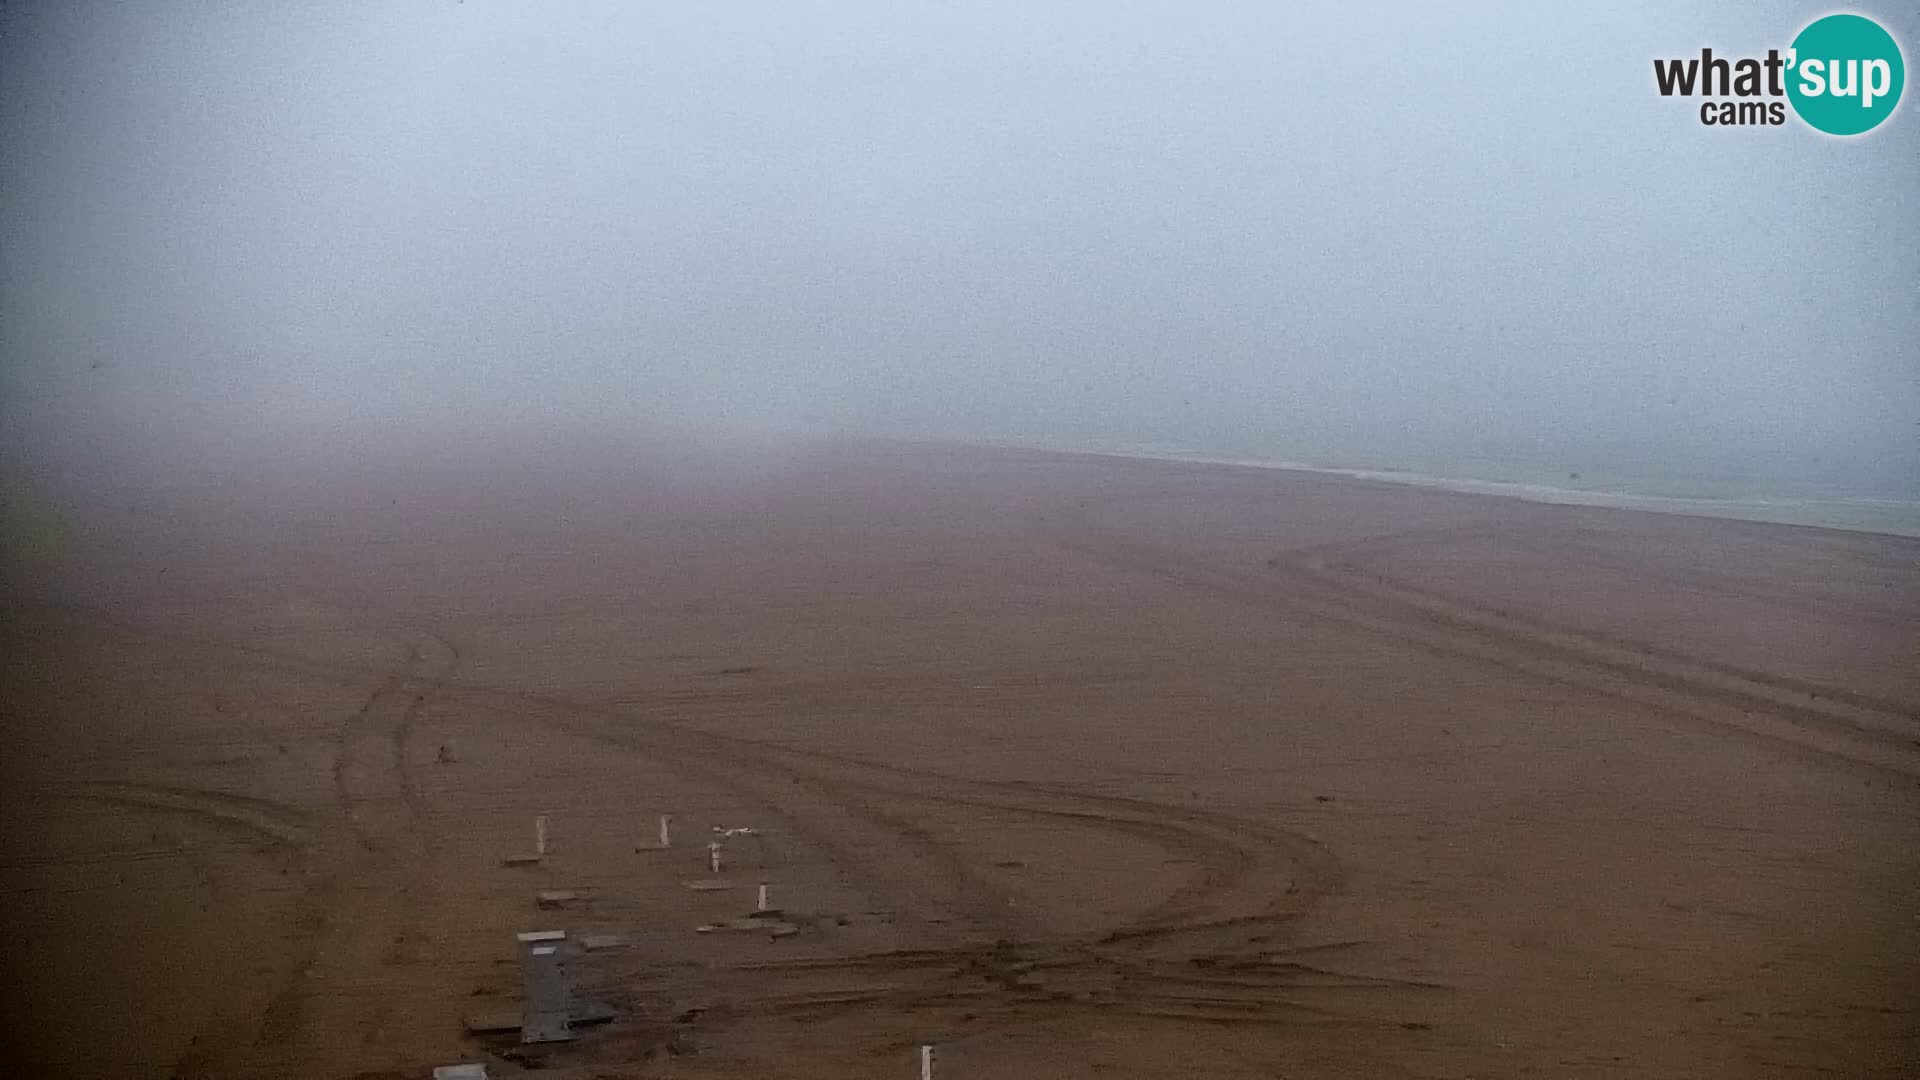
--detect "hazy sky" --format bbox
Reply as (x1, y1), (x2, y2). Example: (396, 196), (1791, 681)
(3, 2), (1915, 489)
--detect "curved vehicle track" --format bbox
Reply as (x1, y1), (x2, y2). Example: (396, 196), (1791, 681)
(132, 630), (464, 1078)
(466, 683), (1374, 1029)
(1053, 499), (1920, 780)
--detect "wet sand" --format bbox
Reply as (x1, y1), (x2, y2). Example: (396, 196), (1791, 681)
(4, 440), (1917, 1078)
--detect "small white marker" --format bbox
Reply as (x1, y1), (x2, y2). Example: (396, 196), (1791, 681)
(708, 840), (723, 874)
(535, 814), (549, 857)
(658, 814), (673, 848)
(756, 883), (770, 912)
(920, 1043), (933, 1080)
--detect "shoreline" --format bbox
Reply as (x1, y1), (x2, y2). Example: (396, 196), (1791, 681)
(982, 440), (1920, 540)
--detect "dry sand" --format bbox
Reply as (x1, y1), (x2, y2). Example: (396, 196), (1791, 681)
(3, 440), (1916, 1078)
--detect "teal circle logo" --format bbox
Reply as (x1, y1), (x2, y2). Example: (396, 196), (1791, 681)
(1787, 14), (1905, 135)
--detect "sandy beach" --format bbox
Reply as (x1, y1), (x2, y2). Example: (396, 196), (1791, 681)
(3, 439), (1916, 1079)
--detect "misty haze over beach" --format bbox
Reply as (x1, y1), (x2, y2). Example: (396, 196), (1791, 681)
(3, 2), (1916, 524)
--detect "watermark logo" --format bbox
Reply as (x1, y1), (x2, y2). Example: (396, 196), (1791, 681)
(1788, 14), (1904, 134)
(1654, 12), (1905, 135)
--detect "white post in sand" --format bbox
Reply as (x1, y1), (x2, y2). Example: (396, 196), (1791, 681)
(756, 883), (769, 912)
(535, 814), (549, 857)
(707, 840), (723, 875)
(919, 1044), (933, 1080)
(658, 814), (673, 848)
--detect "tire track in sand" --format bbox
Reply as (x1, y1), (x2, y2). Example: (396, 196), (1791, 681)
(33, 609), (1386, 1037)
(1053, 501), (1920, 780)
(472, 687), (1372, 1031)
(242, 630), (460, 1078)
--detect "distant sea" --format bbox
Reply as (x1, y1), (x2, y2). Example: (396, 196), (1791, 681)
(1041, 440), (1920, 539)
